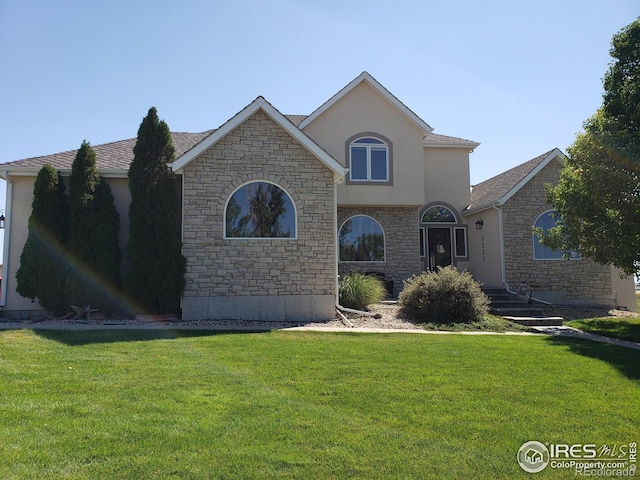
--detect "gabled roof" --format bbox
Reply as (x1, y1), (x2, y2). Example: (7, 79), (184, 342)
(171, 97), (347, 180)
(0, 131), (213, 178)
(299, 71), (433, 133)
(464, 148), (565, 214)
(423, 132), (480, 151)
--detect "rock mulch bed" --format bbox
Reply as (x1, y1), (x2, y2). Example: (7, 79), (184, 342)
(1, 302), (637, 329)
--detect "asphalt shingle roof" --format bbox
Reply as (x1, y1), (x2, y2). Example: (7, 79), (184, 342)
(467, 149), (558, 212)
(423, 132), (479, 147)
(1, 131), (214, 173)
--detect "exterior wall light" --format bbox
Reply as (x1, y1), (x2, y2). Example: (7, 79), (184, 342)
(475, 219), (483, 230)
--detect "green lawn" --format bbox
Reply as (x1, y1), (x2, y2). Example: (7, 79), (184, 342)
(566, 316), (640, 343)
(1, 329), (638, 479)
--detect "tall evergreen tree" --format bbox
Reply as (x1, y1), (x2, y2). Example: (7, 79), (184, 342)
(125, 107), (186, 314)
(66, 141), (121, 311)
(15, 164), (69, 313)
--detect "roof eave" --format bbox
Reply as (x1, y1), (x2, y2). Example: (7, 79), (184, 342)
(1, 167), (129, 178)
(497, 148), (566, 205)
(423, 141), (480, 152)
(171, 97), (347, 180)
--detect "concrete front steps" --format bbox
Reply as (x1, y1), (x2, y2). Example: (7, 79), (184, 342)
(483, 288), (564, 326)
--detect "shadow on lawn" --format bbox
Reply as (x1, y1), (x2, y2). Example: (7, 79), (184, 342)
(543, 335), (640, 380)
(33, 328), (268, 346)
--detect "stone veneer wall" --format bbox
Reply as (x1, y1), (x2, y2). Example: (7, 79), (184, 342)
(180, 110), (337, 321)
(337, 206), (421, 297)
(502, 161), (612, 305)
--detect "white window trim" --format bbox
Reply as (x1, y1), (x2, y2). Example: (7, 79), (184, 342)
(223, 180), (298, 240)
(349, 141), (389, 182)
(348, 136), (391, 183)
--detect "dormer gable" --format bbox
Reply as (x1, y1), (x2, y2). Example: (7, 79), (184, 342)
(300, 71), (433, 134)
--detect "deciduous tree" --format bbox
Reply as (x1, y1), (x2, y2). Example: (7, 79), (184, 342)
(543, 19), (640, 276)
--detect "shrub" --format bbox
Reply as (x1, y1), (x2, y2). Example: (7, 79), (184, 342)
(398, 266), (489, 323)
(339, 272), (386, 310)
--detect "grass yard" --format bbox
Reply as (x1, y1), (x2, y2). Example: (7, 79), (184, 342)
(564, 293), (640, 343)
(566, 316), (640, 343)
(0, 329), (638, 479)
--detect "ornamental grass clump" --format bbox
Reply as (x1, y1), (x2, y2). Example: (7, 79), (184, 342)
(339, 272), (386, 310)
(399, 266), (489, 323)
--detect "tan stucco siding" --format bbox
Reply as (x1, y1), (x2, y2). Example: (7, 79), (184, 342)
(4, 176), (36, 311)
(502, 161), (615, 305)
(611, 266), (637, 312)
(464, 209), (503, 288)
(181, 110), (336, 320)
(424, 147), (472, 212)
(303, 81), (426, 206)
(3, 175), (131, 313)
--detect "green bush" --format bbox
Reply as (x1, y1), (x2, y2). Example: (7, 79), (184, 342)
(339, 272), (386, 310)
(398, 266), (489, 323)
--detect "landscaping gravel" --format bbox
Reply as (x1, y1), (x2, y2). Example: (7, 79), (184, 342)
(0, 302), (637, 329)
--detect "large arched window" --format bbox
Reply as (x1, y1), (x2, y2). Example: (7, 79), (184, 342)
(533, 210), (579, 259)
(225, 181), (296, 238)
(348, 136), (390, 182)
(339, 215), (385, 261)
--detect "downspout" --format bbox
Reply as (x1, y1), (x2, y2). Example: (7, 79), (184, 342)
(333, 175), (378, 319)
(493, 203), (551, 305)
(492, 204), (518, 297)
(1, 175), (13, 309)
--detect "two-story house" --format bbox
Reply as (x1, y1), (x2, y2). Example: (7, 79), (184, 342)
(1, 72), (635, 320)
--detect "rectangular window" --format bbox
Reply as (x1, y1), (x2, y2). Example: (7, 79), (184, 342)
(370, 147), (388, 180)
(454, 227), (467, 257)
(348, 137), (389, 182)
(350, 146), (368, 180)
(419, 228), (425, 257)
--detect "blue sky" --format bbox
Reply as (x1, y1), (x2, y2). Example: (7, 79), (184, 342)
(0, 0), (638, 220)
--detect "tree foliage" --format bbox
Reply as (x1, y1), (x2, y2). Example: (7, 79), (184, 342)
(66, 141), (121, 311)
(125, 107), (186, 314)
(544, 19), (640, 276)
(15, 164), (69, 313)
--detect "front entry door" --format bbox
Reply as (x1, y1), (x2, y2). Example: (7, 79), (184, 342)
(427, 227), (452, 271)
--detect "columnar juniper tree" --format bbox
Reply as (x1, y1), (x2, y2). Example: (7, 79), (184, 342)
(125, 107), (186, 314)
(15, 164), (69, 313)
(66, 141), (121, 312)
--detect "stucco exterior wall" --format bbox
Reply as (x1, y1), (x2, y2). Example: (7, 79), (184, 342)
(2, 175), (131, 316)
(502, 161), (614, 305)
(181, 110), (337, 321)
(424, 147), (472, 212)
(611, 266), (637, 312)
(337, 206), (421, 296)
(3, 176), (37, 312)
(303, 81), (426, 206)
(464, 209), (503, 288)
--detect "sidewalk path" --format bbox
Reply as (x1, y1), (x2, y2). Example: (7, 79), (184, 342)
(531, 325), (640, 350)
